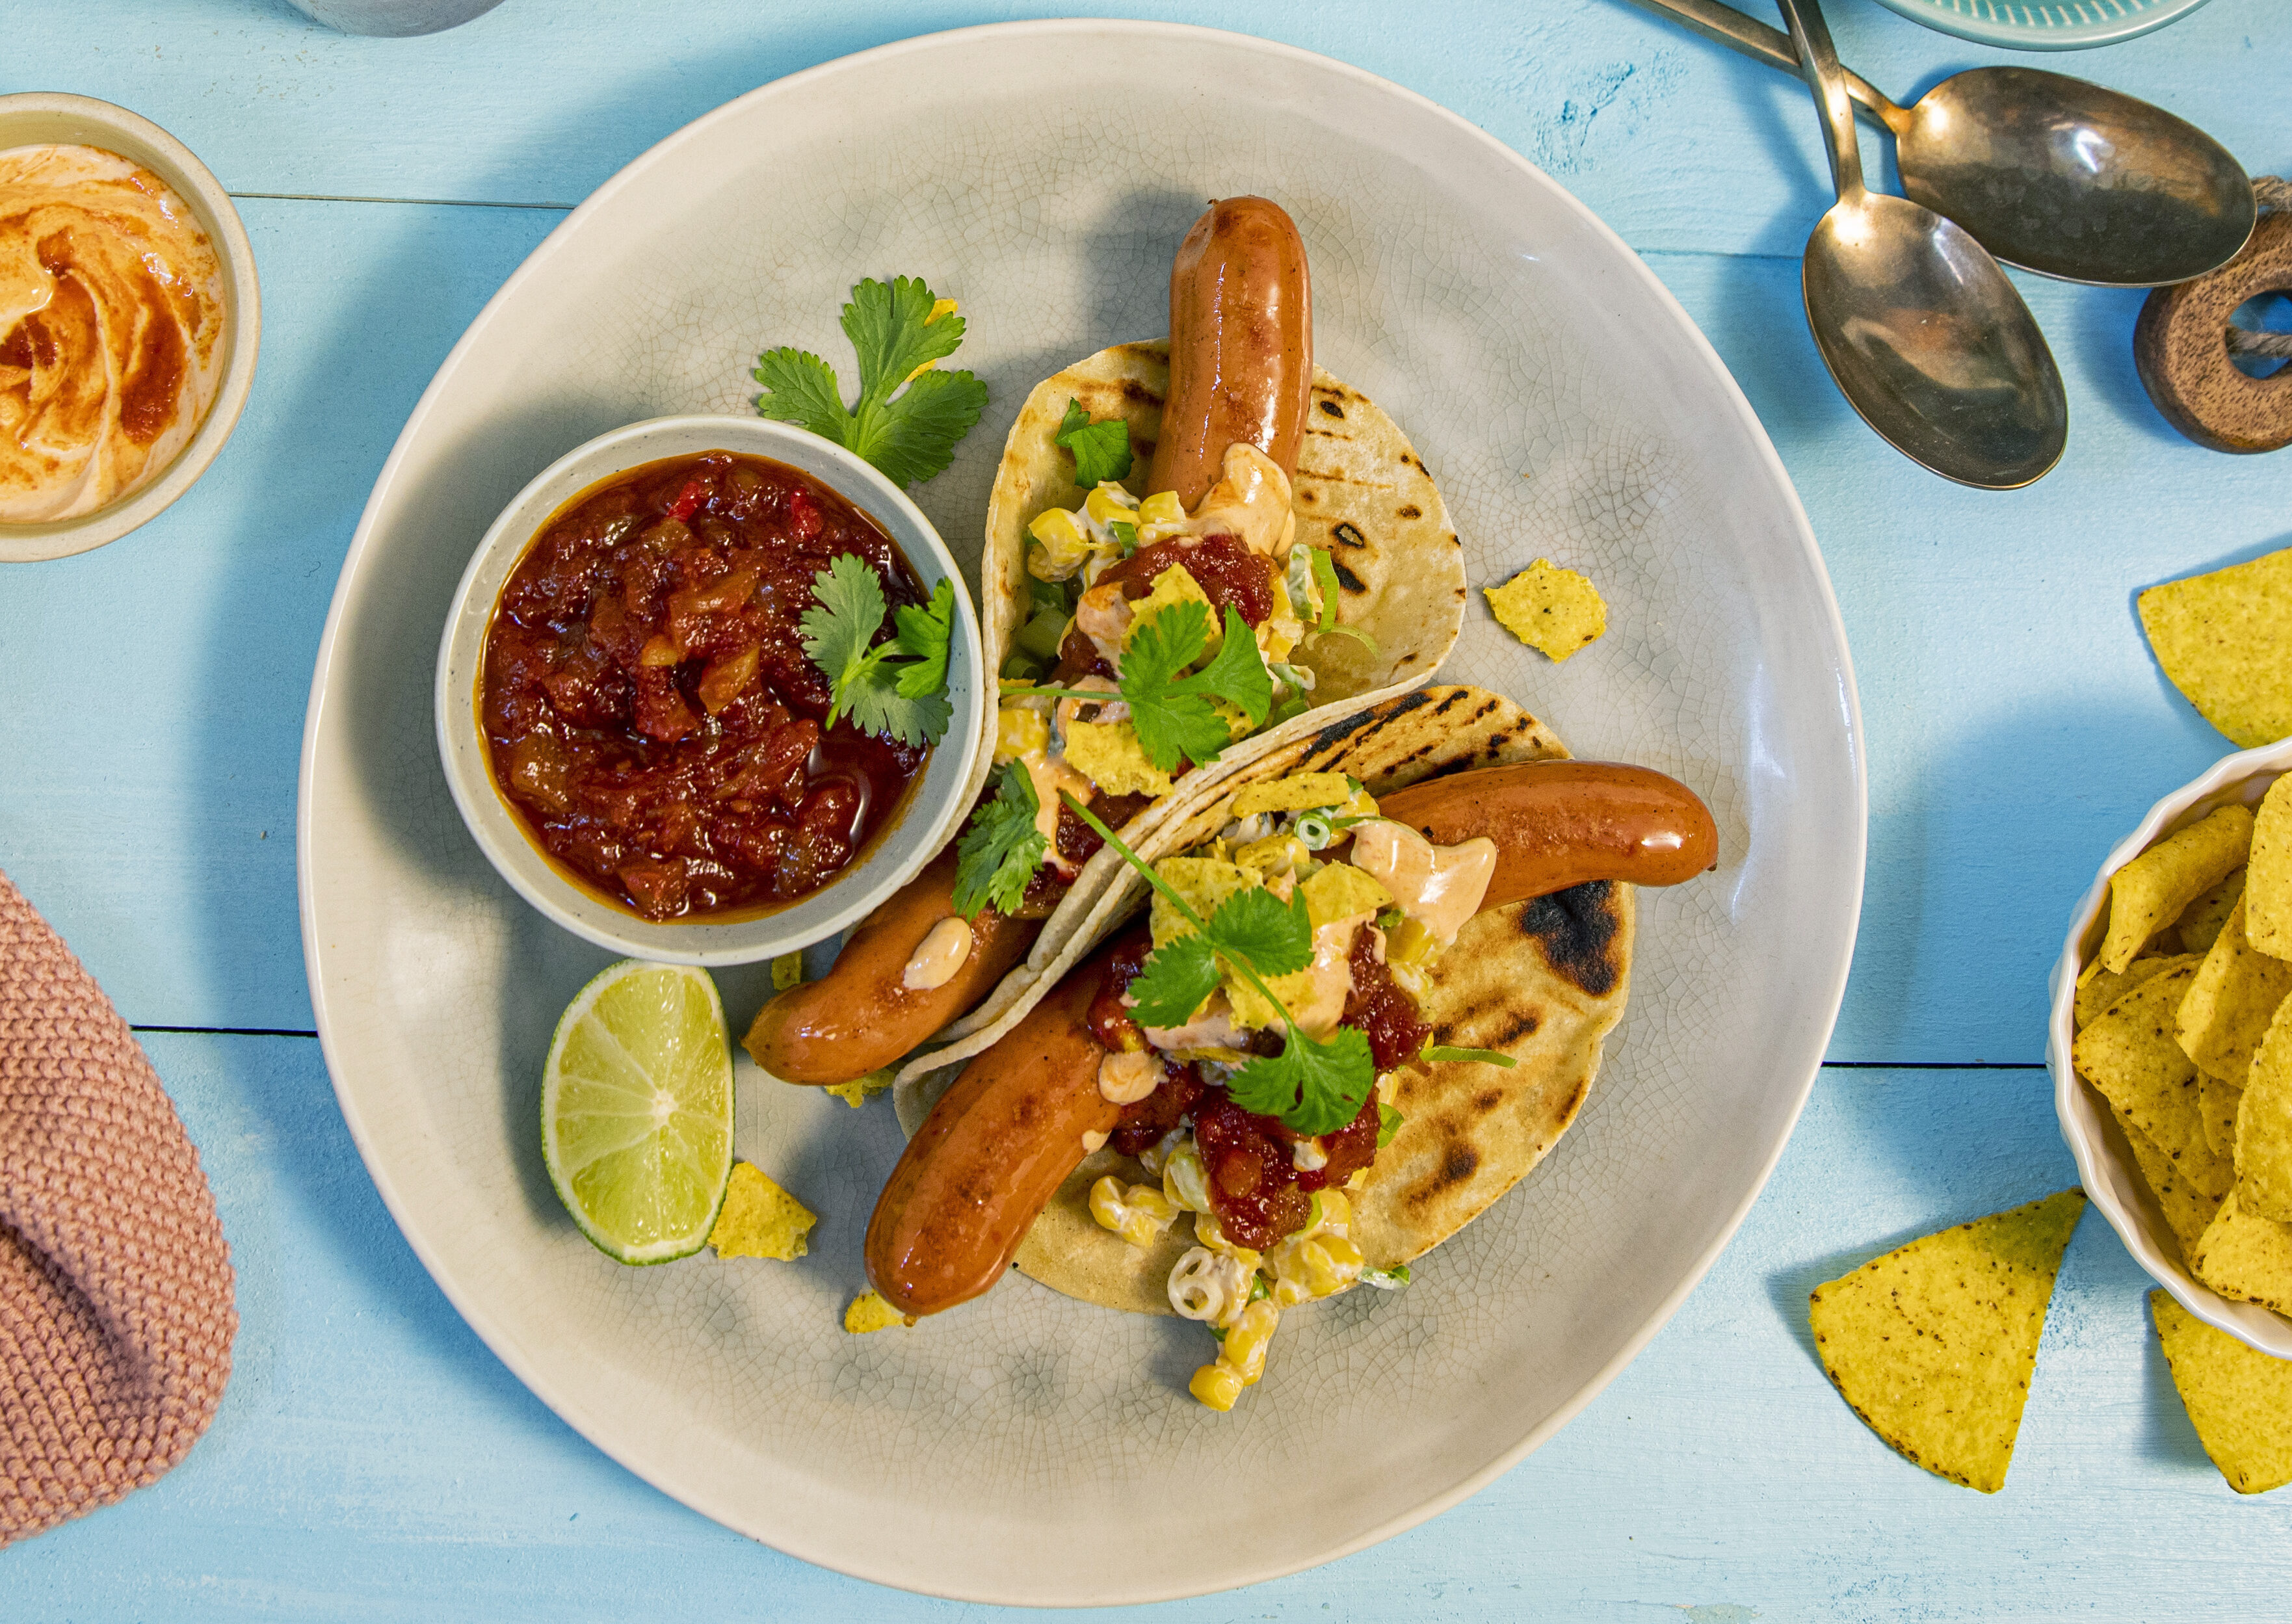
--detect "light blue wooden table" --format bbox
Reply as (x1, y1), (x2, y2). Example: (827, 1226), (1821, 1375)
(5, 1), (2289, 1616)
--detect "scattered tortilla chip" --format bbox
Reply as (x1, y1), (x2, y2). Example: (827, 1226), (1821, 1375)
(2192, 1187), (2292, 1316)
(2234, 997), (2292, 1222)
(2202, 1071), (2246, 1160)
(771, 951), (804, 991)
(2123, 1122), (2224, 1264)
(2138, 545), (2292, 749)
(2178, 894), (2292, 1082)
(1300, 862), (1391, 928)
(2152, 1290), (2292, 1494)
(823, 1066), (893, 1108)
(844, 1290), (912, 1333)
(1485, 559), (1606, 662)
(2249, 775), (2292, 961)
(2074, 953), (2188, 1030)
(2176, 870), (2248, 958)
(707, 1162), (816, 1261)
(2074, 963), (2229, 1198)
(1150, 856), (1256, 947)
(2099, 804), (2254, 973)
(1062, 717), (1176, 798)
(1228, 772), (1360, 820)
(1807, 1190), (2085, 1493)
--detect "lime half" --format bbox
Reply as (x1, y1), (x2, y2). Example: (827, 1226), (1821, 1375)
(541, 960), (734, 1264)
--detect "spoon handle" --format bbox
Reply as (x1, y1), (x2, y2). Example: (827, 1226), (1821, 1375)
(1626, 0), (1901, 125)
(1776, 0), (1866, 204)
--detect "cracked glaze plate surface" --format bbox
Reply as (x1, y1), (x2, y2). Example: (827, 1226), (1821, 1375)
(298, 21), (1863, 1605)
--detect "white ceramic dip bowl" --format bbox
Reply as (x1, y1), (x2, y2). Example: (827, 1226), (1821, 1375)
(434, 414), (984, 967)
(2051, 737), (2292, 1356)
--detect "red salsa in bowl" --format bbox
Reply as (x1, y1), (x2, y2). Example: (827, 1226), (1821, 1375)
(480, 450), (930, 921)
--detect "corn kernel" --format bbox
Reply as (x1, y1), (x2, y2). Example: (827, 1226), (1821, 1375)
(1222, 1300), (1280, 1384)
(1027, 507), (1101, 579)
(1190, 1362), (1245, 1411)
(1163, 1141), (1211, 1213)
(1312, 1188), (1352, 1235)
(1386, 915), (1438, 971)
(994, 704), (1049, 763)
(1303, 1234), (1365, 1297)
(1135, 490), (1186, 543)
(1084, 483), (1139, 527)
(1088, 1175), (1129, 1234)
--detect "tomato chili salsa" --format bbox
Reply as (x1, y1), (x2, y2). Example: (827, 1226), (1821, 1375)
(481, 451), (929, 921)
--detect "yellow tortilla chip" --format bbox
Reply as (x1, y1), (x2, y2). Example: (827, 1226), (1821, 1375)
(1484, 559), (1606, 662)
(1228, 772), (1360, 821)
(1150, 857), (1255, 947)
(2074, 952), (2193, 1031)
(2138, 545), (2292, 749)
(2074, 963), (2230, 1198)
(2152, 1290), (2292, 1495)
(843, 1290), (910, 1333)
(2192, 1187), (2292, 1315)
(823, 1066), (893, 1108)
(1808, 1190), (2085, 1493)
(707, 1162), (816, 1261)
(2124, 1122), (2224, 1264)
(2177, 894), (2292, 1082)
(2175, 870), (2247, 958)
(2202, 1071), (2246, 1160)
(2249, 775), (2292, 961)
(2099, 804), (2254, 973)
(1062, 718), (1176, 798)
(2233, 997), (2292, 1222)
(1299, 862), (1391, 928)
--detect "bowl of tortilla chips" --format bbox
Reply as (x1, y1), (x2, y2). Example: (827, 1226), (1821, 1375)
(2052, 739), (2292, 1356)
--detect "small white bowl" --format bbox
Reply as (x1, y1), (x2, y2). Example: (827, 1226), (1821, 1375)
(0, 94), (261, 564)
(434, 415), (984, 966)
(2051, 738), (2292, 1356)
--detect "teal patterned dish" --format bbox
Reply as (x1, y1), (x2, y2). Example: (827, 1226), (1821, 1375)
(1870, 0), (2213, 50)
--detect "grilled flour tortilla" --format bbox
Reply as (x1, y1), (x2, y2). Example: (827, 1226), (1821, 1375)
(919, 341), (1468, 1069)
(897, 685), (1635, 1314)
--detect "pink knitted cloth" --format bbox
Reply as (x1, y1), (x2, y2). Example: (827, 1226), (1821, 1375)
(0, 869), (235, 1545)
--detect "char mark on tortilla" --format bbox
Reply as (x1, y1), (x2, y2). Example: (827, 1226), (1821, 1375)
(1518, 880), (1625, 998)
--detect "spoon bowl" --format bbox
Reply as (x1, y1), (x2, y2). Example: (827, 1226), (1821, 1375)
(1804, 193), (2068, 487)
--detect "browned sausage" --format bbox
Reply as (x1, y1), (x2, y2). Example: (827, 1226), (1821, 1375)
(865, 945), (1123, 1316)
(1146, 197), (1314, 507)
(742, 845), (1040, 1085)
(1376, 760), (1719, 910)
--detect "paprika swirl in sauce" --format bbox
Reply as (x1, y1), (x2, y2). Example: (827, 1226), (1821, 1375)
(481, 451), (930, 921)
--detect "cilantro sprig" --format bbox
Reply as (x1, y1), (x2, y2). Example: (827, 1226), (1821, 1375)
(1064, 795), (1376, 1136)
(754, 276), (988, 489)
(1055, 399), (1133, 488)
(1007, 599), (1273, 774)
(951, 761), (1047, 919)
(799, 555), (955, 746)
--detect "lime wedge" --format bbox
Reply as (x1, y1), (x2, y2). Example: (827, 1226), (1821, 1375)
(541, 960), (734, 1264)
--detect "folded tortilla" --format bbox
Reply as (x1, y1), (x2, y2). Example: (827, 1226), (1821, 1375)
(914, 343), (1468, 1070)
(898, 685), (1635, 1313)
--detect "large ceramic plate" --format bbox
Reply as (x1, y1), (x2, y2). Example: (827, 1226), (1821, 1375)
(298, 21), (1862, 1604)
(1869, 0), (2213, 50)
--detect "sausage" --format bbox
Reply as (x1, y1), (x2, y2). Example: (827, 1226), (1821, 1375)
(1146, 197), (1314, 508)
(864, 944), (1124, 1316)
(1376, 760), (1719, 910)
(742, 845), (1040, 1085)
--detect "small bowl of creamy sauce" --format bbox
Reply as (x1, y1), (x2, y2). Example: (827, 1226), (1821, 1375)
(0, 143), (228, 525)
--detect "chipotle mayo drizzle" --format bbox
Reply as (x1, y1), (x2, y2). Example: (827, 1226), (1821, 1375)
(0, 144), (226, 523)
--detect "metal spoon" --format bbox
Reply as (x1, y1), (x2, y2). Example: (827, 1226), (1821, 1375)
(1778, 0), (2066, 489)
(1631, 0), (2254, 287)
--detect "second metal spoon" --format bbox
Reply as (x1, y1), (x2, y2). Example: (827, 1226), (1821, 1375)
(1780, 0), (2066, 488)
(1631, 0), (2255, 287)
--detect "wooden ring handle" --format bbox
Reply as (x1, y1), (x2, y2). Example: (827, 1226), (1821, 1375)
(2135, 208), (2292, 454)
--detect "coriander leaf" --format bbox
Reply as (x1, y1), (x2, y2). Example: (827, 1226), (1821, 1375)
(845, 276), (967, 402)
(799, 552), (889, 709)
(1421, 1044), (1519, 1069)
(1117, 599), (1232, 772)
(753, 347), (853, 442)
(1166, 605), (1272, 728)
(1377, 1103), (1404, 1148)
(1055, 397), (1135, 487)
(891, 579), (955, 700)
(851, 364), (988, 490)
(839, 666), (952, 747)
(1125, 934), (1220, 1029)
(1228, 1026), (1375, 1136)
(1204, 885), (1312, 978)
(952, 763), (1046, 919)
